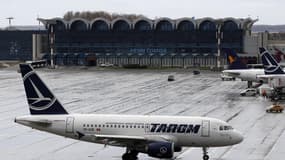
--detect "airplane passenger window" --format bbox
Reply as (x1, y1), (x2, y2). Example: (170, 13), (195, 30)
(122, 125), (124, 128)
(91, 124), (93, 127)
(138, 126), (140, 128)
(106, 125), (109, 127)
(134, 125), (136, 128)
(130, 126), (132, 128)
(126, 125), (128, 128)
(114, 125), (116, 128)
(219, 126), (223, 131)
(110, 125), (113, 128)
(87, 124), (89, 127)
(95, 124), (97, 127)
(142, 126), (144, 128)
(102, 125), (105, 127)
(118, 125), (120, 128)
(99, 125), (101, 127)
(83, 124), (85, 127)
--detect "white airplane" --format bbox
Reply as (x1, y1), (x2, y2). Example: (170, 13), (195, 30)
(15, 64), (243, 160)
(222, 69), (265, 82)
(221, 49), (265, 84)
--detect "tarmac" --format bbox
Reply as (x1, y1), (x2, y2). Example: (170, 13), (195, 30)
(0, 67), (284, 160)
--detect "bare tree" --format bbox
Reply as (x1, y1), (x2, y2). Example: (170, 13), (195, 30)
(63, 11), (147, 21)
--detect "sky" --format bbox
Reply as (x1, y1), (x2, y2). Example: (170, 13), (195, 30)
(0, 0), (284, 27)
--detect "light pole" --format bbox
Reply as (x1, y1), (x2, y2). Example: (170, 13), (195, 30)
(216, 20), (224, 70)
(48, 20), (57, 68)
(6, 17), (14, 28)
(37, 19), (57, 68)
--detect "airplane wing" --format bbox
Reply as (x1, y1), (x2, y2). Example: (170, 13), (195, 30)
(94, 134), (175, 142)
(222, 70), (240, 76)
(77, 132), (176, 147)
(257, 74), (285, 78)
(94, 134), (177, 147)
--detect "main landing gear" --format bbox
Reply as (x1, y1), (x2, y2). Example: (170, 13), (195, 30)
(247, 81), (253, 88)
(122, 148), (138, 160)
(202, 147), (209, 160)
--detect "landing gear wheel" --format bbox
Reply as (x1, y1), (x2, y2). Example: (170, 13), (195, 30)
(122, 153), (129, 160)
(130, 151), (138, 160)
(122, 149), (138, 160)
(203, 155), (209, 160)
(202, 147), (209, 160)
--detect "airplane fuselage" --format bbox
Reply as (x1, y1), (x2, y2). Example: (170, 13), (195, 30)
(15, 114), (243, 148)
(222, 69), (265, 82)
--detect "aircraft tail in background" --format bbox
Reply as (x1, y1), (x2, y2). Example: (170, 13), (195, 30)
(259, 47), (285, 75)
(273, 47), (285, 63)
(224, 49), (247, 70)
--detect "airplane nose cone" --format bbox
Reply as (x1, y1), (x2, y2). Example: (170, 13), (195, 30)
(233, 131), (244, 144)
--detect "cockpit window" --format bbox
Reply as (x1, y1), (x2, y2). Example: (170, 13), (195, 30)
(225, 126), (233, 130)
(219, 125), (233, 131)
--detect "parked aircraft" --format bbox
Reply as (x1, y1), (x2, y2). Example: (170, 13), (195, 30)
(273, 47), (285, 63)
(221, 49), (265, 87)
(15, 64), (243, 160)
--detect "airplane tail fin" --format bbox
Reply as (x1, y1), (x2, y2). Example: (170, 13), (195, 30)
(19, 64), (68, 115)
(224, 49), (247, 69)
(259, 47), (285, 75)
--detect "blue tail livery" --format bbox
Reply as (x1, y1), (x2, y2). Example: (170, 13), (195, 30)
(19, 64), (68, 115)
(224, 49), (247, 69)
(259, 47), (285, 75)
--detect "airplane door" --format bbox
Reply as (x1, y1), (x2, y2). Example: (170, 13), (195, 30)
(66, 117), (74, 133)
(201, 120), (210, 137)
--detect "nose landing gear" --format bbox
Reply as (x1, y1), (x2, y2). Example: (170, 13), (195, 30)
(202, 147), (209, 160)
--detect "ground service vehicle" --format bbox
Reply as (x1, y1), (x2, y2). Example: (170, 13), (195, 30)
(240, 88), (257, 96)
(266, 105), (284, 113)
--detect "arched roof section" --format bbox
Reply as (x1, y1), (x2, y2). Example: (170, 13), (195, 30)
(198, 18), (216, 31)
(40, 18), (68, 32)
(69, 18), (89, 31)
(176, 18), (196, 31)
(111, 17), (132, 31)
(134, 18), (153, 31)
(91, 18), (110, 31)
(155, 18), (174, 31)
(223, 17), (241, 28)
(52, 18), (67, 32)
(133, 18), (153, 31)
(221, 20), (239, 31)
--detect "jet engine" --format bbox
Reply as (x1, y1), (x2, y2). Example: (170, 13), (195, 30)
(147, 142), (174, 158)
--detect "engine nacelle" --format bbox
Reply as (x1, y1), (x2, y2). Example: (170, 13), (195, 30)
(147, 142), (174, 158)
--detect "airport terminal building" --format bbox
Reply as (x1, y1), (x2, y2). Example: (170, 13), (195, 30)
(39, 17), (257, 67)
